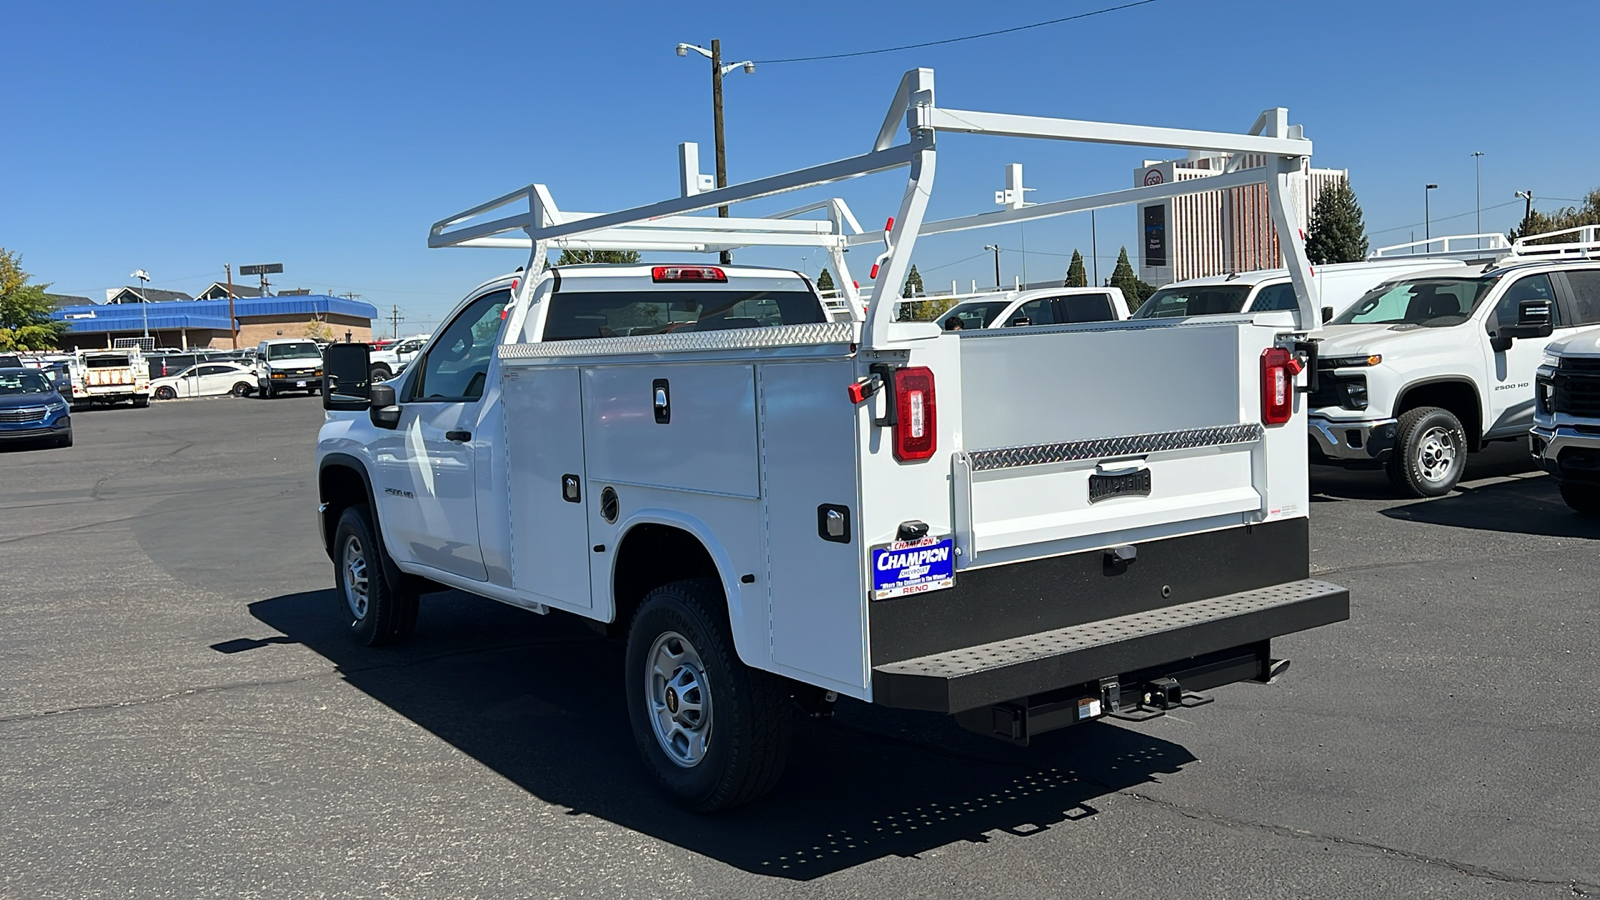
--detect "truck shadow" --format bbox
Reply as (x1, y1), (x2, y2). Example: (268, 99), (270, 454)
(1380, 475), (1600, 539)
(1311, 441), (1540, 502)
(248, 589), (1198, 879)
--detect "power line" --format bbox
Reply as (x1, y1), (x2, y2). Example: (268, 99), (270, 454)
(752, 0), (1164, 64)
(1369, 198), (1521, 237)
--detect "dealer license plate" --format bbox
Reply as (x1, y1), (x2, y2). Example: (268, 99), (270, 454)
(871, 535), (955, 600)
(1088, 469), (1151, 503)
(296, 380), (308, 387)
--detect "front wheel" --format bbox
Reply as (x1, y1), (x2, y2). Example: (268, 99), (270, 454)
(1559, 483), (1600, 515)
(370, 365), (392, 383)
(1387, 406), (1466, 498)
(259, 383), (275, 399)
(332, 505), (418, 646)
(625, 579), (792, 812)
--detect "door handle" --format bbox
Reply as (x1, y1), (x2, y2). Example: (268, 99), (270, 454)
(446, 430), (472, 442)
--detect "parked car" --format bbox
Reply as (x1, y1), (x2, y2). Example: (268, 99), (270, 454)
(0, 366), (72, 448)
(150, 362), (258, 400)
(0, 354), (24, 369)
(933, 287), (1130, 331)
(1131, 257), (1474, 323)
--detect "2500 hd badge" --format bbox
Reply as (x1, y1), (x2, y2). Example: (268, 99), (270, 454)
(871, 535), (955, 600)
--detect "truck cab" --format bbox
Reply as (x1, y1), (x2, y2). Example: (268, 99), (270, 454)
(1309, 251), (1600, 496)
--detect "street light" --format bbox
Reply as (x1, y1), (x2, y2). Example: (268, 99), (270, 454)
(131, 269), (151, 341)
(676, 40), (755, 265)
(1424, 184), (1438, 242)
(983, 245), (1002, 289)
(1516, 190), (1535, 234)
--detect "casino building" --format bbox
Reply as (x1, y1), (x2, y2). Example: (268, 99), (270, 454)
(1135, 154), (1348, 286)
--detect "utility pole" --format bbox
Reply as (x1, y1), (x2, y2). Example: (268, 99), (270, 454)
(388, 304), (405, 340)
(225, 263), (237, 349)
(1516, 190), (1534, 235)
(1471, 151), (1484, 241)
(984, 244), (1001, 290)
(1091, 210), (1099, 285)
(677, 40), (753, 266)
(1424, 184), (1438, 242)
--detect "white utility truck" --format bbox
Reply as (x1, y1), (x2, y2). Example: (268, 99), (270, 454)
(315, 70), (1348, 811)
(1308, 228), (1600, 497)
(69, 349), (150, 409)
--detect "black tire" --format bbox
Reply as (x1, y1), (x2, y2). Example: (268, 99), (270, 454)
(131, 394), (150, 408)
(231, 382), (253, 397)
(260, 383), (275, 399)
(55, 431), (73, 448)
(370, 365), (392, 383)
(154, 386), (176, 401)
(331, 505), (419, 646)
(625, 579), (792, 812)
(1386, 406), (1467, 498)
(1559, 482), (1600, 515)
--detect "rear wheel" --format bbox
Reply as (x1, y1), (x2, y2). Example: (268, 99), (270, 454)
(625, 579), (791, 812)
(1387, 406), (1466, 498)
(154, 386), (176, 401)
(131, 395), (149, 408)
(1559, 483), (1600, 515)
(332, 505), (418, 646)
(370, 364), (393, 383)
(231, 382), (253, 397)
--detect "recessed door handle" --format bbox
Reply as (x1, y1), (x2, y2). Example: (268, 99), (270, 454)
(446, 430), (471, 442)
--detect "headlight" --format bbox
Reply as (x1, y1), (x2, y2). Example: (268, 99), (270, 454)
(271, 372), (286, 379)
(1542, 352), (1561, 369)
(49, 398), (69, 412)
(1322, 354), (1382, 368)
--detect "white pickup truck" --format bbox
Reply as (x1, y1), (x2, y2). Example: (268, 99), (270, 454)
(314, 70), (1348, 810)
(1308, 233), (1600, 496)
(368, 333), (430, 382)
(1528, 228), (1600, 512)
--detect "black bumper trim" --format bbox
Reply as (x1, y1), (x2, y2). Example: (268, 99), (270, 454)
(872, 578), (1349, 713)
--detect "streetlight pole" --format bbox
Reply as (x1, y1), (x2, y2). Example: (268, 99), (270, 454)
(1471, 152), (1484, 242)
(1424, 184), (1438, 242)
(677, 41), (755, 265)
(1091, 210), (1099, 285)
(984, 244), (1001, 289)
(131, 269), (151, 342)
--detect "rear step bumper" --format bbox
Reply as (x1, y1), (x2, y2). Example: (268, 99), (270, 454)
(871, 578), (1348, 714)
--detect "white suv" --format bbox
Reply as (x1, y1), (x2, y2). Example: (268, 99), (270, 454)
(1310, 259), (1600, 496)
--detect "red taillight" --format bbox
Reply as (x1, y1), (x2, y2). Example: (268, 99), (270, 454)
(1261, 347), (1297, 425)
(892, 366), (937, 461)
(652, 265), (727, 283)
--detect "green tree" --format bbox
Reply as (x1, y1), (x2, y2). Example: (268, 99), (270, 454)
(1108, 246), (1158, 312)
(1065, 250), (1088, 287)
(304, 317), (336, 342)
(901, 264), (924, 298)
(1305, 177), (1369, 264)
(554, 249), (643, 265)
(0, 249), (67, 351)
(1510, 188), (1600, 243)
(816, 267), (835, 293)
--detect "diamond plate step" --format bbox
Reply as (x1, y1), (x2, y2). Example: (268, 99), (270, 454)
(872, 578), (1348, 713)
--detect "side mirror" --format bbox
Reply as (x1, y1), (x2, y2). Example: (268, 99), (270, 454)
(1321, 307), (1334, 324)
(369, 383), (401, 429)
(1008, 316), (1032, 327)
(323, 343), (371, 410)
(1502, 299), (1554, 339)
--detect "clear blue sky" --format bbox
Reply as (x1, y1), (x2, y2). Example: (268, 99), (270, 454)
(6, 0), (1596, 332)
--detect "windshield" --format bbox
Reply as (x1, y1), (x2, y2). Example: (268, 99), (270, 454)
(267, 342), (322, 360)
(0, 371), (52, 395)
(1333, 276), (1498, 327)
(936, 300), (1012, 330)
(542, 290), (825, 340)
(1132, 285), (1252, 318)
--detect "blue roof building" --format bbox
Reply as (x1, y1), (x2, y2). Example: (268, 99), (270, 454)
(53, 294), (379, 350)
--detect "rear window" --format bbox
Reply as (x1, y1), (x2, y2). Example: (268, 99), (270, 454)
(1132, 285), (1251, 318)
(542, 290), (825, 341)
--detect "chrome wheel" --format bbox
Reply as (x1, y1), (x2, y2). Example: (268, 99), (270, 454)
(1415, 425), (1459, 485)
(341, 533), (370, 620)
(646, 631), (712, 768)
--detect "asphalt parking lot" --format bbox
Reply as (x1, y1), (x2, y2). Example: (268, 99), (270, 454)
(2, 397), (1597, 899)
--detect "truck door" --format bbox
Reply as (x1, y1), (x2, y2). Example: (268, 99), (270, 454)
(1485, 274), (1559, 436)
(378, 289), (509, 582)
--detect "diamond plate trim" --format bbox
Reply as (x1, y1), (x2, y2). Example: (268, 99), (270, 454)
(968, 423), (1263, 471)
(877, 579), (1342, 679)
(498, 321), (858, 360)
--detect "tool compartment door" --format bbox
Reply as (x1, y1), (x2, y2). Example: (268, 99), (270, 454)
(504, 366), (592, 609)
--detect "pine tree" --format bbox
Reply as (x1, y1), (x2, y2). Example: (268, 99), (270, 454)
(554, 249), (642, 265)
(0, 249), (67, 351)
(901, 264), (924, 298)
(1305, 177), (1369, 264)
(1108, 246), (1158, 312)
(816, 267), (835, 293)
(1065, 250), (1087, 287)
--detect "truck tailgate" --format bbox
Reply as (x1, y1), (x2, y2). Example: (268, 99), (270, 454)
(953, 319), (1280, 564)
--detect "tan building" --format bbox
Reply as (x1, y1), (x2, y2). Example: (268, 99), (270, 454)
(1136, 153), (1348, 285)
(53, 294), (376, 350)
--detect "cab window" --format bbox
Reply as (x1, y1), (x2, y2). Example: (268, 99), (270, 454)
(410, 290), (510, 401)
(1249, 283), (1300, 312)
